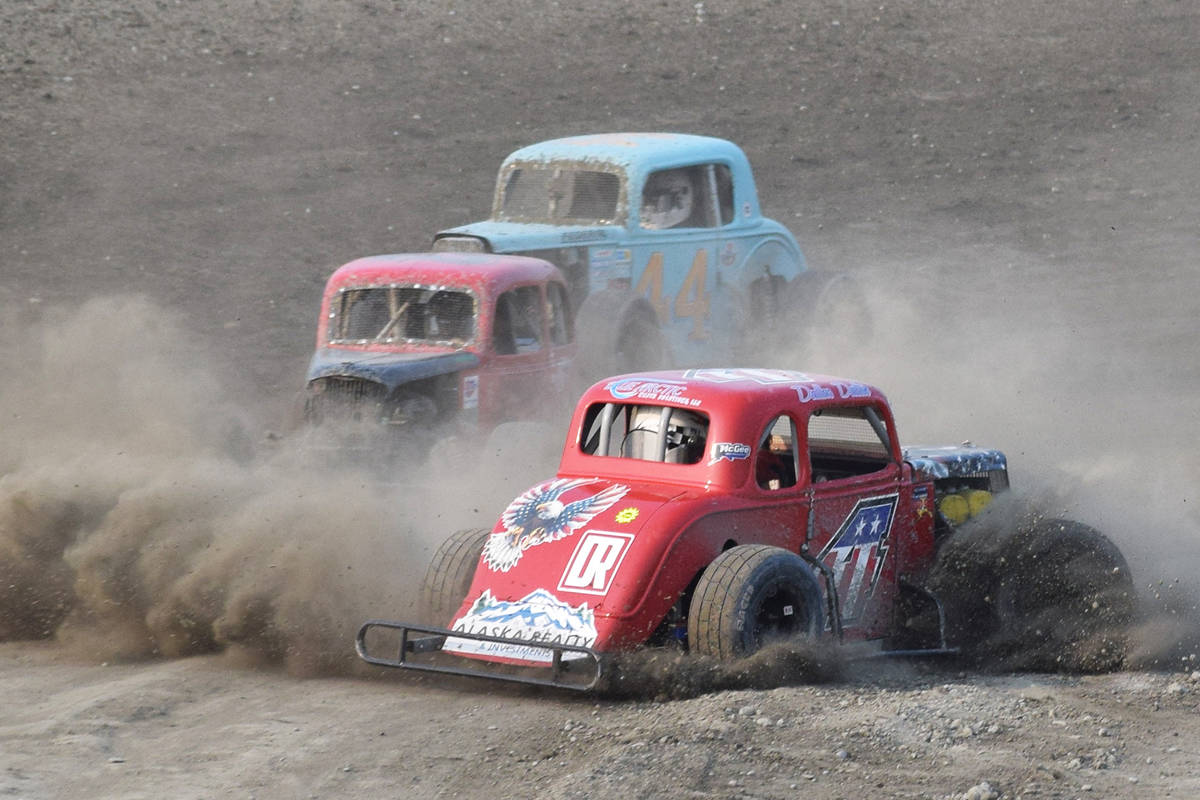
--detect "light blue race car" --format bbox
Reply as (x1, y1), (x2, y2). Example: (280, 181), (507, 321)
(434, 132), (866, 371)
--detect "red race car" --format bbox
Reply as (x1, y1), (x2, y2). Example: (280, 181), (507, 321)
(358, 368), (1134, 689)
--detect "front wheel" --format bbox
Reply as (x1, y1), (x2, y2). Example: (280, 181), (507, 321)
(688, 544), (823, 660)
(418, 528), (489, 626)
(989, 519), (1135, 671)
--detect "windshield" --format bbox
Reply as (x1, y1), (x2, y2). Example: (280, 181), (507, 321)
(496, 161), (624, 224)
(580, 402), (709, 465)
(329, 286), (475, 346)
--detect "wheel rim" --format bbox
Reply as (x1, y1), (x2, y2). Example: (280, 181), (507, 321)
(750, 582), (809, 648)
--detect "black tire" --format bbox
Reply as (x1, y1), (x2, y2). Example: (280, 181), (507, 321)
(989, 519), (1135, 672)
(574, 290), (665, 383)
(688, 544), (823, 660)
(929, 516), (1135, 671)
(615, 310), (665, 374)
(418, 528), (490, 626)
(786, 270), (873, 358)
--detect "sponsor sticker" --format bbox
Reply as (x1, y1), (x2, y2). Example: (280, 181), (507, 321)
(590, 248), (633, 283)
(794, 379), (872, 403)
(445, 588), (598, 662)
(461, 374), (480, 409)
(605, 378), (701, 406)
(710, 442), (752, 464)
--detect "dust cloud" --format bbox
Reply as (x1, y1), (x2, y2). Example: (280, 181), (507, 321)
(0, 295), (546, 675)
(751, 242), (1200, 675)
(2, 248), (1196, 687)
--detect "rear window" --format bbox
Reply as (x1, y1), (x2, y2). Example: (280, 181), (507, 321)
(580, 402), (709, 465)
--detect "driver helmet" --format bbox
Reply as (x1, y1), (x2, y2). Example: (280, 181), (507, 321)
(626, 406), (707, 463)
(640, 169), (694, 229)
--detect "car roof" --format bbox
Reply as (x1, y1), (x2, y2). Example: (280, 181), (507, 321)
(502, 133), (750, 171)
(324, 253), (562, 298)
(581, 368), (890, 416)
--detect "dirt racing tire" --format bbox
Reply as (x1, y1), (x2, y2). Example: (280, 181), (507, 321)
(930, 516), (1135, 671)
(785, 270), (873, 359)
(615, 308), (665, 374)
(688, 544), (823, 660)
(573, 289), (665, 384)
(418, 528), (490, 626)
(989, 518), (1135, 672)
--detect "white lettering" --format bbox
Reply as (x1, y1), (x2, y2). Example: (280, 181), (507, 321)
(558, 532), (634, 596)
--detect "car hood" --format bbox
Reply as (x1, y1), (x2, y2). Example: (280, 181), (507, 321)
(903, 444), (1008, 481)
(305, 348), (480, 394)
(444, 477), (693, 662)
(439, 220), (625, 252)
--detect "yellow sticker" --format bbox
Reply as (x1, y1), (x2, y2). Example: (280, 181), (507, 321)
(615, 507), (639, 524)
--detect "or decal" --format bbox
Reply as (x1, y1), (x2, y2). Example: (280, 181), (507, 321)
(445, 588), (597, 663)
(710, 442), (752, 464)
(817, 495), (898, 625)
(605, 377), (702, 407)
(742, 202), (752, 218)
(461, 374), (480, 410)
(615, 507), (639, 524)
(558, 531), (634, 595)
(483, 479), (629, 572)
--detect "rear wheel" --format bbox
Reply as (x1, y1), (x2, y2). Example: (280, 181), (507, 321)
(688, 544), (822, 659)
(418, 528), (490, 626)
(574, 290), (665, 383)
(786, 270), (873, 360)
(615, 310), (665, 373)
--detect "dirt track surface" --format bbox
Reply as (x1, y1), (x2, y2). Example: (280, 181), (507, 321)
(2, 1), (1199, 798)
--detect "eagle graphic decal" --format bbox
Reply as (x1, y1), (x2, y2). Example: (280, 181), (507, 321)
(483, 479), (629, 572)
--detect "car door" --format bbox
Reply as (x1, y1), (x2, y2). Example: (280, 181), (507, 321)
(630, 164), (722, 364)
(803, 405), (908, 640)
(485, 284), (553, 426)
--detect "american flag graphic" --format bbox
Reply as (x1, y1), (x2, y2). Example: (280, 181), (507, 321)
(817, 495), (898, 624)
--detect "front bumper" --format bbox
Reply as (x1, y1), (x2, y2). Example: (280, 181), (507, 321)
(356, 619), (604, 691)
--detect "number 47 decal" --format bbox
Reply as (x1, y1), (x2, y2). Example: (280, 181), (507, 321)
(634, 250), (711, 340)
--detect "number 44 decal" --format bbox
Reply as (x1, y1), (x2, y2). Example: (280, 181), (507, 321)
(634, 250), (711, 340)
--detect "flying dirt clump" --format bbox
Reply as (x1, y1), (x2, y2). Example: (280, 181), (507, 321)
(601, 640), (845, 700)
(927, 491), (1138, 673)
(0, 295), (426, 674)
